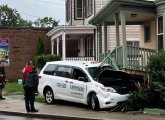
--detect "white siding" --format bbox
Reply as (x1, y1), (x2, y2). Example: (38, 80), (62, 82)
(101, 25), (141, 52)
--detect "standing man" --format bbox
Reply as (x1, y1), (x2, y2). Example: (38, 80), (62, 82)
(0, 62), (6, 100)
(24, 66), (39, 113)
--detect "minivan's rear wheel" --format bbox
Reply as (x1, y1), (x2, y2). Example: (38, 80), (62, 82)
(45, 88), (54, 104)
(90, 94), (100, 111)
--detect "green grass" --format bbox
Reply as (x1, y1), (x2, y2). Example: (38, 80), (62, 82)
(3, 82), (24, 95)
(3, 82), (46, 103)
(35, 96), (45, 103)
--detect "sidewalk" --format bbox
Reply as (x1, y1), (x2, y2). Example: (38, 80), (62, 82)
(0, 95), (165, 120)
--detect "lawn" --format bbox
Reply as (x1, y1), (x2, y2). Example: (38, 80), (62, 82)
(3, 82), (45, 103)
(3, 82), (24, 95)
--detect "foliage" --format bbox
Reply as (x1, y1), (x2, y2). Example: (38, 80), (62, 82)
(0, 5), (59, 27)
(124, 91), (150, 111)
(35, 96), (45, 103)
(33, 54), (61, 69)
(33, 17), (59, 27)
(35, 37), (45, 56)
(145, 51), (165, 108)
(0, 5), (32, 27)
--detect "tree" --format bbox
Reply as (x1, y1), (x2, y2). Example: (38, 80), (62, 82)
(35, 37), (45, 56)
(34, 17), (59, 27)
(0, 5), (32, 27)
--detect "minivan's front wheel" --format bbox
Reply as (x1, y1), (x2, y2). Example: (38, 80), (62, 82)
(90, 94), (100, 111)
(45, 88), (54, 104)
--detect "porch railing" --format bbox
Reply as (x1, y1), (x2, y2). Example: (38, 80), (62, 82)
(99, 46), (157, 71)
(65, 56), (95, 61)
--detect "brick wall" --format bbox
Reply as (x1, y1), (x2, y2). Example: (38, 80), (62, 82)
(0, 27), (78, 82)
(0, 27), (51, 82)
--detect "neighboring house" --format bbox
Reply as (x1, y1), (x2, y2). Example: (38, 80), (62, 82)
(89, 0), (163, 70)
(47, 0), (142, 64)
(48, 0), (162, 72)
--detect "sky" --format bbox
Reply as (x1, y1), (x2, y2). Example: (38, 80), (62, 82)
(0, 0), (65, 25)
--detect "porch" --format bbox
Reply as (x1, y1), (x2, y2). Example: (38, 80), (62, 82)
(47, 25), (96, 60)
(89, 0), (157, 76)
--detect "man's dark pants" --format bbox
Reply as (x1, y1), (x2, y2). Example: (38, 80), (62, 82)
(24, 87), (35, 112)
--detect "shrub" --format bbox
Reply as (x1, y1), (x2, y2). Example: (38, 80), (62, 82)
(124, 90), (150, 111)
(33, 54), (61, 69)
(146, 51), (165, 108)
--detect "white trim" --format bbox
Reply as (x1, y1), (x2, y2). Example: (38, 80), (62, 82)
(57, 37), (60, 55)
(62, 33), (66, 60)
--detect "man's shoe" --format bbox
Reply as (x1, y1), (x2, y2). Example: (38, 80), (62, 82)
(0, 97), (5, 100)
(31, 109), (39, 112)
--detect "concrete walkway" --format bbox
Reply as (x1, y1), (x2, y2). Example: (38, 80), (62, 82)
(0, 95), (165, 120)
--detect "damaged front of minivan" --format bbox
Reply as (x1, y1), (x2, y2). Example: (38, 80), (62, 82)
(87, 66), (136, 110)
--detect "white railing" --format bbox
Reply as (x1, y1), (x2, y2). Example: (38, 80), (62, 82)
(99, 46), (157, 71)
(65, 57), (95, 61)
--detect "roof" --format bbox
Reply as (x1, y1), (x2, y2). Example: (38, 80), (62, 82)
(89, 0), (155, 25)
(46, 61), (101, 68)
(46, 25), (96, 39)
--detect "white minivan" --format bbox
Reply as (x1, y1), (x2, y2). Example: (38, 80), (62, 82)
(38, 61), (136, 110)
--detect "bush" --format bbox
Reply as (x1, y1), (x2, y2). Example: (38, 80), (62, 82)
(146, 51), (165, 108)
(124, 90), (150, 111)
(124, 51), (165, 111)
(33, 54), (61, 69)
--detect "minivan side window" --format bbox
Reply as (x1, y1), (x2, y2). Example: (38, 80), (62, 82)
(72, 68), (87, 80)
(43, 64), (57, 75)
(55, 66), (72, 78)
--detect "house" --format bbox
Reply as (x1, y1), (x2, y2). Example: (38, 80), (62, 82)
(89, 0), (164, 71)
(48, 0), (164, 72)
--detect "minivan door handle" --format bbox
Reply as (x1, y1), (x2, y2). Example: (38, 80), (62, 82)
(65, 81), (68, 83)
(70, 82), (73, 84)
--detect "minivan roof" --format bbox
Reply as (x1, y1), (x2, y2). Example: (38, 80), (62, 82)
(46, 61), (102, 68)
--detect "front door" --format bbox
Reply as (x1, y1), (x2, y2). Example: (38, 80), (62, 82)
(68, 68), (87, 103)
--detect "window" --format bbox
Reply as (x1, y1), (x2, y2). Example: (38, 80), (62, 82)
(144, 25), (151, 42)
(43, 64), (57, 75)
(75, 0), (83, 19)
(86, 0), (93, 17)
(72, 68), (86, 80)
(66, 0), (70, 22)
(127, 41), (139, 47)
(55, 66), (72, 78)
(158, 35), (163, 51)
(158, 16), (163, 34)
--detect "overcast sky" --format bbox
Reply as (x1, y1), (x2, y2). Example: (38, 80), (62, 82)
(0, 0), (65, 25)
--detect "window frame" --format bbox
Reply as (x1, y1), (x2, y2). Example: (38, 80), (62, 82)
(74, 0), (83, 20)
(85, 0), (93, 18)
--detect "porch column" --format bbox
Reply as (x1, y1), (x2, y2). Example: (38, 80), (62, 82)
(51, 39), (54, 55)
(115, 13), (120, 47)
(62, 32), (66, 60)
(114, 13), (120, 66)
(120, 10), (127, 68)
(98, 25), (102, 60)
(103, 22), (108, 54)
(56, 37), (60, 55)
